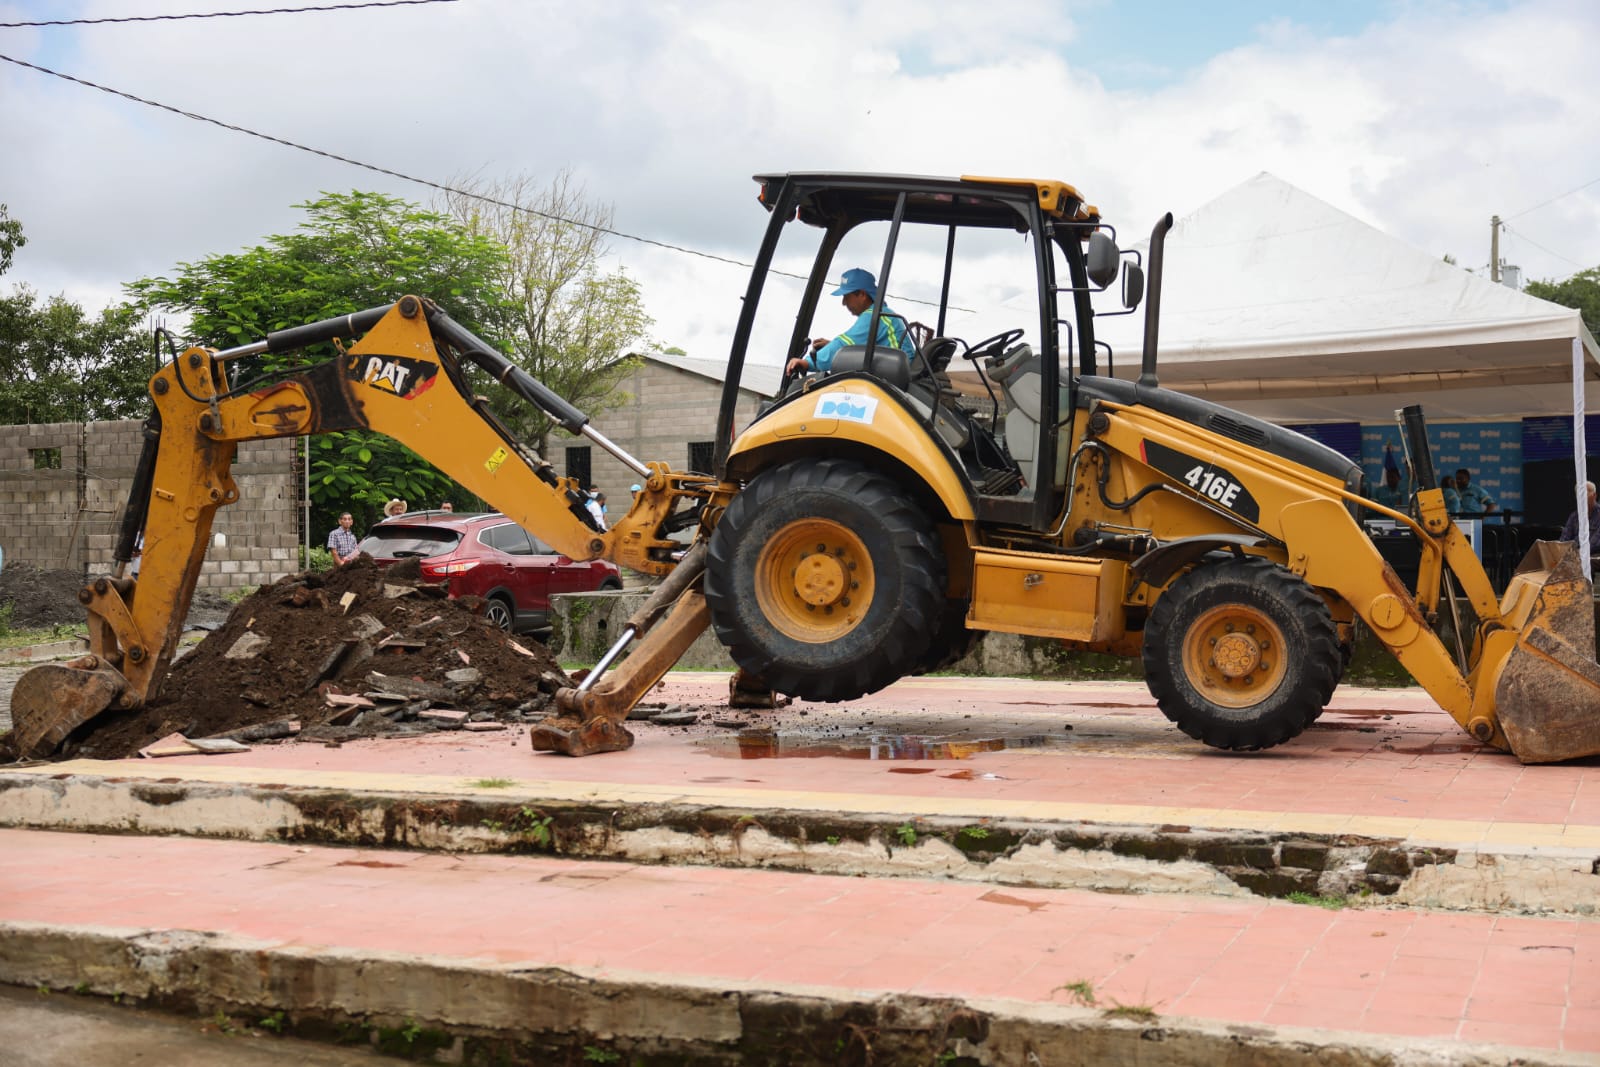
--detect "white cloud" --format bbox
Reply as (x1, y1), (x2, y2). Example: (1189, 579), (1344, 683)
(0, 0), (1595, 373)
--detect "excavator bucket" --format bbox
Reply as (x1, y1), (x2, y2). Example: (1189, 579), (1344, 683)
(1493, 540), (1600, 763)
(7, 655), (130, 760)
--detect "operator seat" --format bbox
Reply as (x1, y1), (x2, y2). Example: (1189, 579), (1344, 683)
(830, 345), (911, 390)
(986, 343), (1069, 490)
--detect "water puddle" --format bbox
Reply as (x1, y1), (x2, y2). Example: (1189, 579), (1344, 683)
(696, 729), (1068, 761)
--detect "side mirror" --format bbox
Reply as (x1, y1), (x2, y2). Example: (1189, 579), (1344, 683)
(1086, 232), (1120, 288)
(1121, 262), (1145, 309)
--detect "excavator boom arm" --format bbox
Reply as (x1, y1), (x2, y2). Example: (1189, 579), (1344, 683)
(6, 298), (719, 759)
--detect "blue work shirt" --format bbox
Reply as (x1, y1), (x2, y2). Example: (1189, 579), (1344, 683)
(809, 305), (916, 372)
(1456, 481), (1496, 513)
(1370, 477), (1409, 509)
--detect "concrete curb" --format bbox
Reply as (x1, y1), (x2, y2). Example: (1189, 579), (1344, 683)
(3, 769), (1595, 916)
(1, 920), (1579, 1067)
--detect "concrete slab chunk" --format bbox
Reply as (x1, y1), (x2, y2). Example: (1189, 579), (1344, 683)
(223, 631), (270, 660)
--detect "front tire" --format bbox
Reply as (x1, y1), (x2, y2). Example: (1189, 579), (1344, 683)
(1142, 558), (1339, 751)
(705, 459), (944, 701)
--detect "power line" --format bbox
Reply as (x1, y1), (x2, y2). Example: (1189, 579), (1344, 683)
(0, 1), (457, 29)
(0, 51), (755, 271)
(0, 51), (969, 312)
(1500, 222), (1590, 273)
(1505, 175), (1600, 222)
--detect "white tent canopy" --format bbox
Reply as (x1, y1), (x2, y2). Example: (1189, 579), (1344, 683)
(1084, 172), (1599, 425)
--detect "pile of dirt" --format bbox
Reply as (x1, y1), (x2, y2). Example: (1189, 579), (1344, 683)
(65, 557), (573, 760)
(0, 561), (233, 631)
(0, 562), (94, 628)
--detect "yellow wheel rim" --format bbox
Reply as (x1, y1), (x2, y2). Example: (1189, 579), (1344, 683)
(755, 518), (875, 643)
(1180, 604), (1288, 709)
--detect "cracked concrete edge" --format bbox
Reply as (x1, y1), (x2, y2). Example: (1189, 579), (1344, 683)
(1, 772), (1596, 916)
(0, 920), (1580, 1067)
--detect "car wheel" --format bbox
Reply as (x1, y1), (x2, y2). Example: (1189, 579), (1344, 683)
(599, 577), (622, 592)
(484, 595), (515, 632)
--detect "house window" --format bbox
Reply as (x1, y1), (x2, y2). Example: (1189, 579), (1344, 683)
(687, 441), (715, 474)
(565, 445), (592, 490)
(30, 447), (61, 470)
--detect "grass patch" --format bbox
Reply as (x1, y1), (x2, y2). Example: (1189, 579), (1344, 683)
(0, 623), (84, 650)
(1054, 979), (1097, 1007)
(1285, 891), (1349, 910)
(468, 778), (516, 789)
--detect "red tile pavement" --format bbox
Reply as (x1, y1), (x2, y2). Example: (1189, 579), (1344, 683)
(3, 829), (1596, 1055)
(114, 674), (1600, 835)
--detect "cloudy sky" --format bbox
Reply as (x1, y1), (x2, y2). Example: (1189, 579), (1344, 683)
(2, 0), (1597, 365)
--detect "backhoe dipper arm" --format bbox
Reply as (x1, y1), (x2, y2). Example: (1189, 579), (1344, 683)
(79, 297), (715, 714)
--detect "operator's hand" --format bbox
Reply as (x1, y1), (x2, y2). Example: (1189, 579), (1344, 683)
(786, 356), (811, 376)
(811, 337), (827, 351)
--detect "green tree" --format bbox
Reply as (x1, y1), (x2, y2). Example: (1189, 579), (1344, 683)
(1526, 267), (1600, 339)
(126, 190), (514, 534)
(0, 287), (155, 424)
(0, 209), (153, 425)
(435, 172), (651, 459)
(0, 204), (25, 276)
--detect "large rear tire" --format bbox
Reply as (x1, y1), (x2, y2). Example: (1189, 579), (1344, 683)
(1143, 558), (1339, 751)
(705, 459), (944, 701)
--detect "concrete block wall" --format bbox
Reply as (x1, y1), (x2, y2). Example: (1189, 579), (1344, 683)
(0, 420), (300, 593)
(578, 361), (763, 522)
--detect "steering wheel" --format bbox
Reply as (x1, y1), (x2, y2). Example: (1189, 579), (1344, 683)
(777, 336), (813, 396)
(962, 328), (1025, 361)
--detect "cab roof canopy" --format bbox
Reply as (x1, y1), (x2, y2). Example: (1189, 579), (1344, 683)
(754, 172), (1098, 231)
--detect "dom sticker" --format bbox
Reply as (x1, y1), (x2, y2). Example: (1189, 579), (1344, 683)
(814, 393), (878, 424)
(1141, 440), (1261, 523)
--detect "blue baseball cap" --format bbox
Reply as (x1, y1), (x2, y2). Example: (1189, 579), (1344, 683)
(830, 267), (878, 298)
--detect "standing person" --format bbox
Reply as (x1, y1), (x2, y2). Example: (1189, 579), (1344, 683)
(584, 490), (607, 531)
(1454, 468), (1497, 514)
(785, 268), (917, 376)
(382, 499), (406, 520)
(327, 512), (360, 566)
(1369, 445), (1408, 509)
(438, 501), (453, 513)
(1560, 481), (1600, 553)
(1438, 476), (1462, 515)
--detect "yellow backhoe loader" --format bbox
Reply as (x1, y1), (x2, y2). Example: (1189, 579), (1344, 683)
(7, 172), (1600, 764)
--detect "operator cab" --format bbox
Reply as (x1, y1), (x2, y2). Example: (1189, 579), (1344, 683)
(720, 172), (1143, 531)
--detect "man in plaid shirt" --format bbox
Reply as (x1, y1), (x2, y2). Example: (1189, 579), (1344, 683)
(326, 511), (360, 566)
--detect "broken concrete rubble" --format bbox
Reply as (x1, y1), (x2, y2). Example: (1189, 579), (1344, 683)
(52, 557), (575, 761)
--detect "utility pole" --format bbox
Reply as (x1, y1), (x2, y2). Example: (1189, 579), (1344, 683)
(1490, 215), (1501, 283)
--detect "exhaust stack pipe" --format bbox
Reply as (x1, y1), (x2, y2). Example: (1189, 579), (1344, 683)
(1137, 212), (1174, 389)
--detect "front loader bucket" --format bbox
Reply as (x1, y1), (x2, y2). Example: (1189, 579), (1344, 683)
(1493, 541), (1600, 763)
(7, 655), (130, 760)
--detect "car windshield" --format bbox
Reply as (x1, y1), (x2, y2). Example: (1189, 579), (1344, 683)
(357, 525), (462, 559)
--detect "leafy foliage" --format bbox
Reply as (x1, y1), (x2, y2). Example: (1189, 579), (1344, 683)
(126, 191), (514, 534)
(1526, 267), (1600, 339)
(0, 286), (156, 425)
(435, 172), (650, 458)
(0, 204), (24, 276)
(0, 207), (155, 425)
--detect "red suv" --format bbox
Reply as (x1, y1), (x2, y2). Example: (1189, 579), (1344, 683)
(357, 511), (622, 632)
